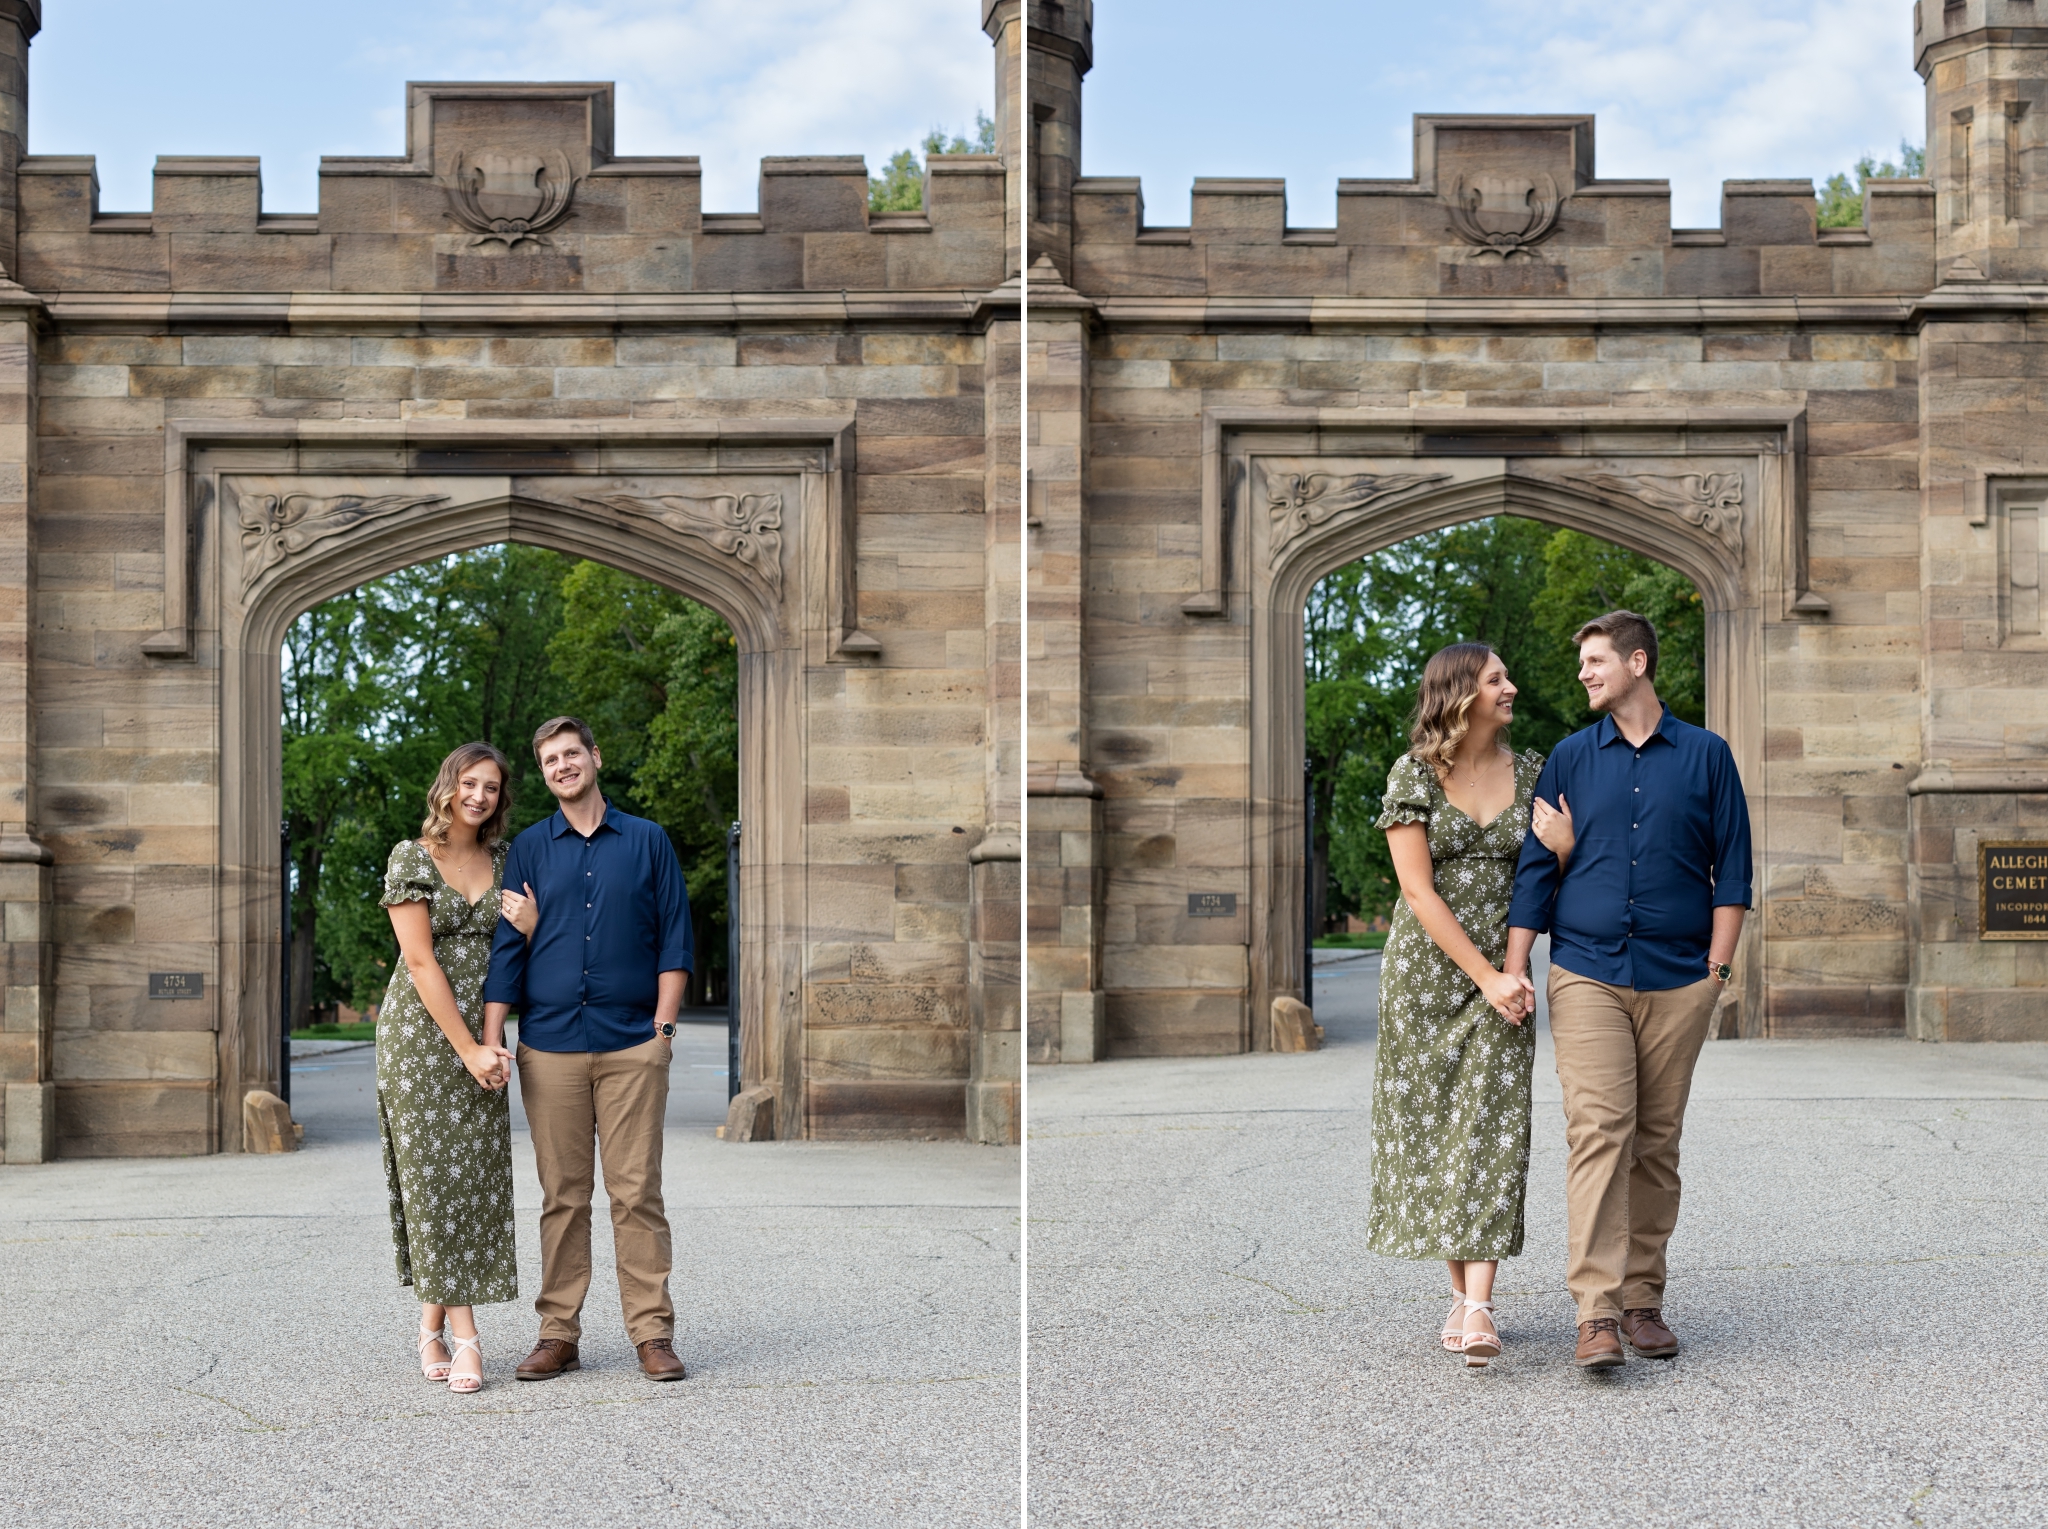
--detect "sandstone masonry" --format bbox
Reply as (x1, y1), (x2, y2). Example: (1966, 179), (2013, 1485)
(1025, 0), (2048, 1061)
(0, 0), (1024, 1160)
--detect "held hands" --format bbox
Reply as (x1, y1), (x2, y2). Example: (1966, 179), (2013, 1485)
(1530, 793), (1574, 861)
(1481, 968), (1537, 1026)
(500, 881), (538, 938)
(463, 1044), (513, 1090)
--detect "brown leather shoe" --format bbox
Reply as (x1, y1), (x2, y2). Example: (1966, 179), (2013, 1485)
(1622, 1307), (1680, 1358)
(1575, 1318), (1625, 1369)
(637, 1338), (686, 1381)
(515, 1338), (580, 1381)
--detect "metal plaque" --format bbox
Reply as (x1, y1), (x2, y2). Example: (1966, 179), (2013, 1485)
(1980, 841), (2048, 939)
(1187, 892), (1238, 918)
(148, 971), (205, 999)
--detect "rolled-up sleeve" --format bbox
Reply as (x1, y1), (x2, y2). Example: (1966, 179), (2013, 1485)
(1710, 741), (1755, 910)
(1507, 753), (1565, 933)
(654, 831), (694, 974)
(483, 837), (530, 1008)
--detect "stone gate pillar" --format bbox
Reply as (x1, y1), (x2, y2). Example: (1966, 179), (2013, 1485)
(1025, 260), (1103, 1063)
(0, 0), (46, 1162)
(1911, 0), (2048, 1038)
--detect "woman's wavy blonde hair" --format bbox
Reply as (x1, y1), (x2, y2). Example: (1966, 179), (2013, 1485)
(1407, 642), (1500, 780)
(419, 741), (514, 850)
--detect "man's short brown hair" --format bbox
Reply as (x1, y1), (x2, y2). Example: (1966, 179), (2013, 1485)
(531, 715), (596, 762)
(1573, 610), (1659, 681)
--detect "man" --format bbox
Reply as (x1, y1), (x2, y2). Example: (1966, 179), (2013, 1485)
(483, 716), (694, 1382)
(1505, 611), (1751, 1370)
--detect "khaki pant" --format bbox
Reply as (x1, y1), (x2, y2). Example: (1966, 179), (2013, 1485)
(1547, 966), (1719, 1324)
(516, 1036), (674, 1345)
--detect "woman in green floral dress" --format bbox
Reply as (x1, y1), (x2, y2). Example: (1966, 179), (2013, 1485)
(378, 741), (520, 1394)
(1370, 643), (1565, 1367)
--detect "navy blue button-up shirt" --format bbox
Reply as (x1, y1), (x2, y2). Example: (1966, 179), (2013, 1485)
(1507, 707), (1752, 992)
(483, 801), (693, 1053)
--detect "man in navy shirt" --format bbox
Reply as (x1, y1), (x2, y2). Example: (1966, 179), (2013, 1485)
(482, 716), (694, 1382)
(1506, 611), (1751, 1370)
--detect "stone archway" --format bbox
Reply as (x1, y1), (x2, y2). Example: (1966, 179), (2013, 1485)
(1237, 409), (1795, 1047)
(192, 420), (843, 1150)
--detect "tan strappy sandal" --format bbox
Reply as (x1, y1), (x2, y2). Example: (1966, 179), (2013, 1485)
(1461, 1299), (1502, 1367)
(446, 1332), (484, 1395)
(1441, 1293), (1470, 1352)
(417, 1325), (452, 1383)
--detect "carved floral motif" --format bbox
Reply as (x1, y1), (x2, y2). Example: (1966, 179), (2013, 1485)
(1445, 173), (1564, 258)
(237, 490), (449, 595)
(444, 150), (579, 250)
(1265, 470), (1453, 559)
(1568, 471), (1746, 555)
(580, 492), (786, 596)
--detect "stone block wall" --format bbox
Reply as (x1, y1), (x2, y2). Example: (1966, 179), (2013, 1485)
(0, 29), (1020, 1157)
(1024, 2), (2048, 1060)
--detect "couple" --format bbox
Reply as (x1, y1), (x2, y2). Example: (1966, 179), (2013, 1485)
(375, 717), (695, 1394)
(1368, 610), (1752, 1370)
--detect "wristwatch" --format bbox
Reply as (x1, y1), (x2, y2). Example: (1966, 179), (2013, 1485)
(656, 1020), (677, 1039)
(1708, 961), (1733, 985)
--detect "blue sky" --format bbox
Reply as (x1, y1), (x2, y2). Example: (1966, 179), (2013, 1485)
(1086, 0), (1927, 230)
(29, 2), (1925, 232)
(28, 1), (994, 215)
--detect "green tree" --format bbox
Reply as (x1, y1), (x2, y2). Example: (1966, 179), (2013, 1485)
(1818, 140), (1927, 228)
(869, 111), (997, 212)
(283, 545), (747, 1023)
(544, 564), (741, 1004)
(1307, 518), (1707, 931)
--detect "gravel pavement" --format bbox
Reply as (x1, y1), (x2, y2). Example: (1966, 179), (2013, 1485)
(1027, 947), (2048, 1529)
(2, 1017), (1020, 1529)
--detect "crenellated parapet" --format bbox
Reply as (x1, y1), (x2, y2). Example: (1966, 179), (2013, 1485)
(12, 81), (1006, 295)
(1071, 115), (1938, 302)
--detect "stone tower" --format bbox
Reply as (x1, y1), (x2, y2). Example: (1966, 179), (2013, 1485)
(1917, 0), (2048, 281)
(1024, 0), (1092, 278)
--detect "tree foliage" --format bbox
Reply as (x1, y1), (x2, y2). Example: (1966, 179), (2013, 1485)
(1307, 517), (1705, 929)
(1817, 141), (1927, 229)
(281, 547), (739, 1026)
(869, 112), (998, 212)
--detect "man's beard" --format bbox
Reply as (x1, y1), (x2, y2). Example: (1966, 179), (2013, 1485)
(549, 771), (598, 804)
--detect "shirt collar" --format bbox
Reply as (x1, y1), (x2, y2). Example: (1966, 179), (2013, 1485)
(548, 799), (615, 837)
(1595, 704), (1676, 748)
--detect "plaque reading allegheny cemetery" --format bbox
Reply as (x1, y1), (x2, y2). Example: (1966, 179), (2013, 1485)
(1980, 842), (2048, 940)
(1188, 892), (1237, 918)
(148, 972), (205, 999)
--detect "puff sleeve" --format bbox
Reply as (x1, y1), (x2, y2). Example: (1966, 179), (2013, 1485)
(379, 841), (435, 907)
(1374, 754), (1436, 831)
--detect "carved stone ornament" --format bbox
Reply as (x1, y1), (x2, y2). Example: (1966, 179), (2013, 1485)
(1445, 173), (1564, 258)
(1266, 471), (1453, 559)
(444, 150), (579, 250)
(237, 491), (449, 595)
(580, 492), (786, 596)
(1568, 471), (1746, 555)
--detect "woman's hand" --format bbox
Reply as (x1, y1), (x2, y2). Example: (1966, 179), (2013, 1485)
(1480, 968), (1535, 1026)
(462, 1044), (513, 1090)
(500, 881), (538, 939)
(1531, 792), (1574, 864)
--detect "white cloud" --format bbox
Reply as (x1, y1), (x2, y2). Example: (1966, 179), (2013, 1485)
(1410, 0), (1924, 225)
(1087, 0), (1925, 231)
(360, 0), (994, 212)
(28, 0), (995, 213)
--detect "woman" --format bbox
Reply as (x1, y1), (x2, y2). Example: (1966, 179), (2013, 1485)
(1368, 643), (1565, 1368)
(378, 742), (520, 1394)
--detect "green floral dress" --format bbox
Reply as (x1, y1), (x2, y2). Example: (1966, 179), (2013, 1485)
(1367, 750), (1543, 1261)
(376, 840), (518, 1306)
